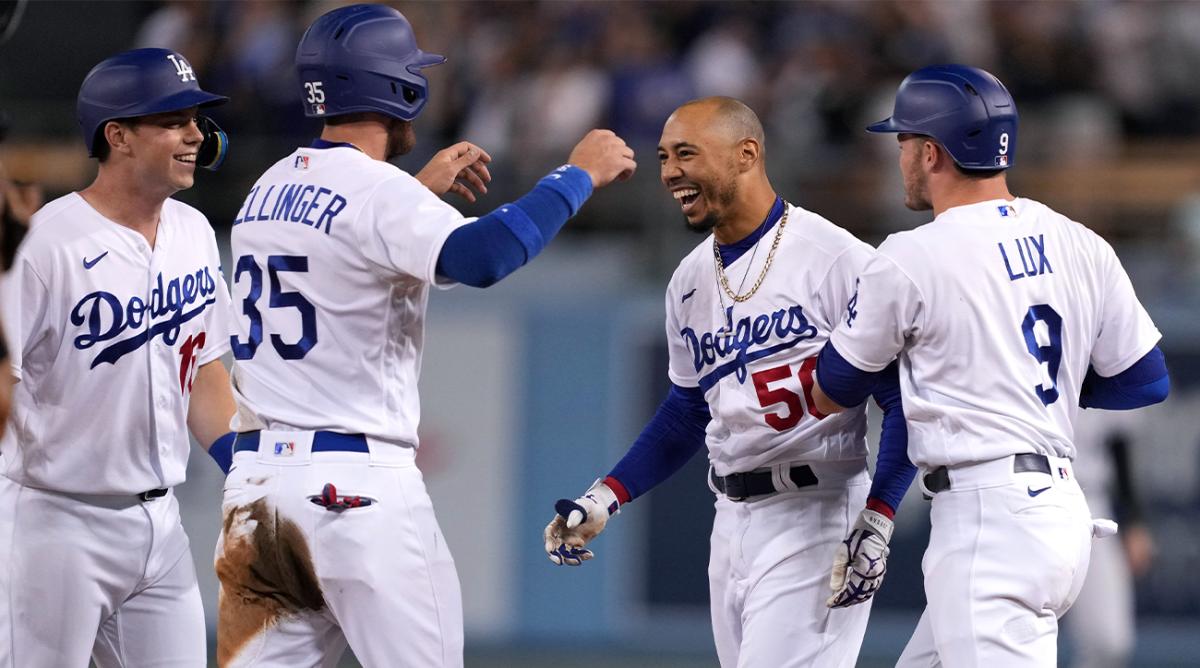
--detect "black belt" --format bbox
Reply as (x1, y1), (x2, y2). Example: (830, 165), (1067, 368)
(711, 465), (818, 502)
(138, 488), (168, 502)
(922, 453), (1051, 494)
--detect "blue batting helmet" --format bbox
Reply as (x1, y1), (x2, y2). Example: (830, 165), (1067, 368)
(295, 4), (445, 122)
(77, 48), (228, 157)
(867, 64), (1018, 170)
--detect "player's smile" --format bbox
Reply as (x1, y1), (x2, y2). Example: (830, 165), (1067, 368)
(672, 184), (703, 218)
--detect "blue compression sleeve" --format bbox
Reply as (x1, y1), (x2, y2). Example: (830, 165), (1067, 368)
(1079, 346), (1169, 410)
(866, 362), (916, 513)
(607, 383), (711, 502)
(208, 431), (236, 474)
(435, 165), (593, 287)
(815, 341), (878, 408)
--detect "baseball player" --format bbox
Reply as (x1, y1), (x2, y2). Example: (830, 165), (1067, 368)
(543, 96), (914, 668)
(811, 64), (1170, 666)
(1064, 409), (1154, 668)
(212, 5), (635, 667)
(0, 48), (235, 666)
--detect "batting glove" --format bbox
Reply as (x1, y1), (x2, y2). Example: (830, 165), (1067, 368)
(544, 478), (620, 566)
(827, 508), (894, 608)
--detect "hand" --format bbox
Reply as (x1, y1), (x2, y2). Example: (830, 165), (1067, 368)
(1121, 523), (1155, 577)
(567, 129), (636, 189)
(415, 141), (492, 203)
(544, 479), (620, 566)
(827, 508), (894, 608)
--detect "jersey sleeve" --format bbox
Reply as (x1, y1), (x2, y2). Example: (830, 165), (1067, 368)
(1, 252), (52, 381)
(828, 244), (924, 373)
(198, 233), (233, 366)
(665, 282), (700, 388)
(353, 173), (471, 285)
(816, 242), (874, 329)
(1090, 238), (1161, 376)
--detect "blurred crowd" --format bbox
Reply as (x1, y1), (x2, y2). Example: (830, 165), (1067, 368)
(138, 0), (1200, 166)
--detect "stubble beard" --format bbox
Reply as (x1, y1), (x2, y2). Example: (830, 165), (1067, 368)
(684, 178), (738, 234)
(385, 119), (416, 160)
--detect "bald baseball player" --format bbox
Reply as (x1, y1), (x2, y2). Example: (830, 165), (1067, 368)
(811, 65), (1169, 666)
(543, 97), (914, 668)
(0, 48), (235, 666)
(211, 5), (635, 666)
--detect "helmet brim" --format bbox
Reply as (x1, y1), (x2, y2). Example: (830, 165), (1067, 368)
(410, 49), (446, 69)
(866, 117), (902, 134)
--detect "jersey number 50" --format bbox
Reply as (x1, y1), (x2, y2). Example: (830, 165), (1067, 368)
(231, 254), (317, 360)
(1021, 304), (1062, 405)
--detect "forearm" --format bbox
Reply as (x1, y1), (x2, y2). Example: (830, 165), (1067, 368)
(435, 165), (592, 287)
(606, 383), (710, 502)
(866, 362), (916, 516)
(187, 360), (236, 449)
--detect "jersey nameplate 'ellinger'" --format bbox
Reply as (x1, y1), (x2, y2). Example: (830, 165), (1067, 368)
(227, 144), (469, 442)
(1, 194), (232, 494)
(668, 201), (874, 476)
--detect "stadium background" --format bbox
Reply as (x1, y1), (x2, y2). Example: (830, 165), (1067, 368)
(2, 1), (1199, 666)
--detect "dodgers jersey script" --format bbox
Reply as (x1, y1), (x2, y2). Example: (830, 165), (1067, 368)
(1, 193), (231, 494)
(667, 201), (874, 475)
(831, 197), (1161, 469)
(228, 144), (468, 444)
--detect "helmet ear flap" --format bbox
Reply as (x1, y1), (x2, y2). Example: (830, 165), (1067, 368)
(196, 115), (229, 171)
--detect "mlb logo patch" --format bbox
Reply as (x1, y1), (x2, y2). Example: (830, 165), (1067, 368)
(313, 103), (326, 115)
(1058, 466), (1070, 480)
(998, 205), (1016, 217)
(274, 441), (296, 456)
(995, 155), (1009, 167)
(294, 155), (309, 170)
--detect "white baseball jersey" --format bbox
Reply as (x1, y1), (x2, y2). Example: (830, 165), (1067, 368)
(228, 144), (468, 444)
(0, 193), (231, 495)
(666, 201), (874, 475)
(831, 197), (1161, 469)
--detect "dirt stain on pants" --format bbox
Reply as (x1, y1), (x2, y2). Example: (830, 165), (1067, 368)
(216, 497), (325, 666)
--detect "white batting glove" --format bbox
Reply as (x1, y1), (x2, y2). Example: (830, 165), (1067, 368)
(827, 508), (894, 608)
(544, 479), (620, 566)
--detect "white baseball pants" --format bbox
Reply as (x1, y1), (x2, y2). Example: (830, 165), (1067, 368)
(0, 475), (205, 667)
(214, 431), (462, 668)
(708, 460), (872, 668)
(897, 455), (1093, 668)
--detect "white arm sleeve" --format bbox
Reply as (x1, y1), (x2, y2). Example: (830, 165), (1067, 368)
(2, 253), (52, 381)
(816, 243), (874, 331)
(665, 285), (700, 389)
(353, 173), (470, 284)
(829, 250), (923, 373)
(1090, 239), (1161, 376)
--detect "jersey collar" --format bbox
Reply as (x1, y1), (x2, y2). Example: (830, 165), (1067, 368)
(309, 138), (364, 152)
(717, 196), (786, 267)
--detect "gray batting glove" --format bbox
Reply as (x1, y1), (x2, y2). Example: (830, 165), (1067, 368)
(544, 479), (620, 566)
(827, 508), (894, 608)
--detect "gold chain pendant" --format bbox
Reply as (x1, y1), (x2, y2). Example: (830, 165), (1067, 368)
(713, 202), (790, 303)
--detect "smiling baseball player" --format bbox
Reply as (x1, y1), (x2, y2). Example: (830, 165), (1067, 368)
(544, 97), (914, 668)
(0, 48), (235, 667)
(812, 64), (1170, 666)
(212, 5), (635, 667)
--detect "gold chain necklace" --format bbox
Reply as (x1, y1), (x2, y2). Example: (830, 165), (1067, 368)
(713, 201), (790, 303)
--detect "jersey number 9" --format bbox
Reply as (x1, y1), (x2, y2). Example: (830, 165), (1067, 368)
(1021, 303), (1062, 405)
